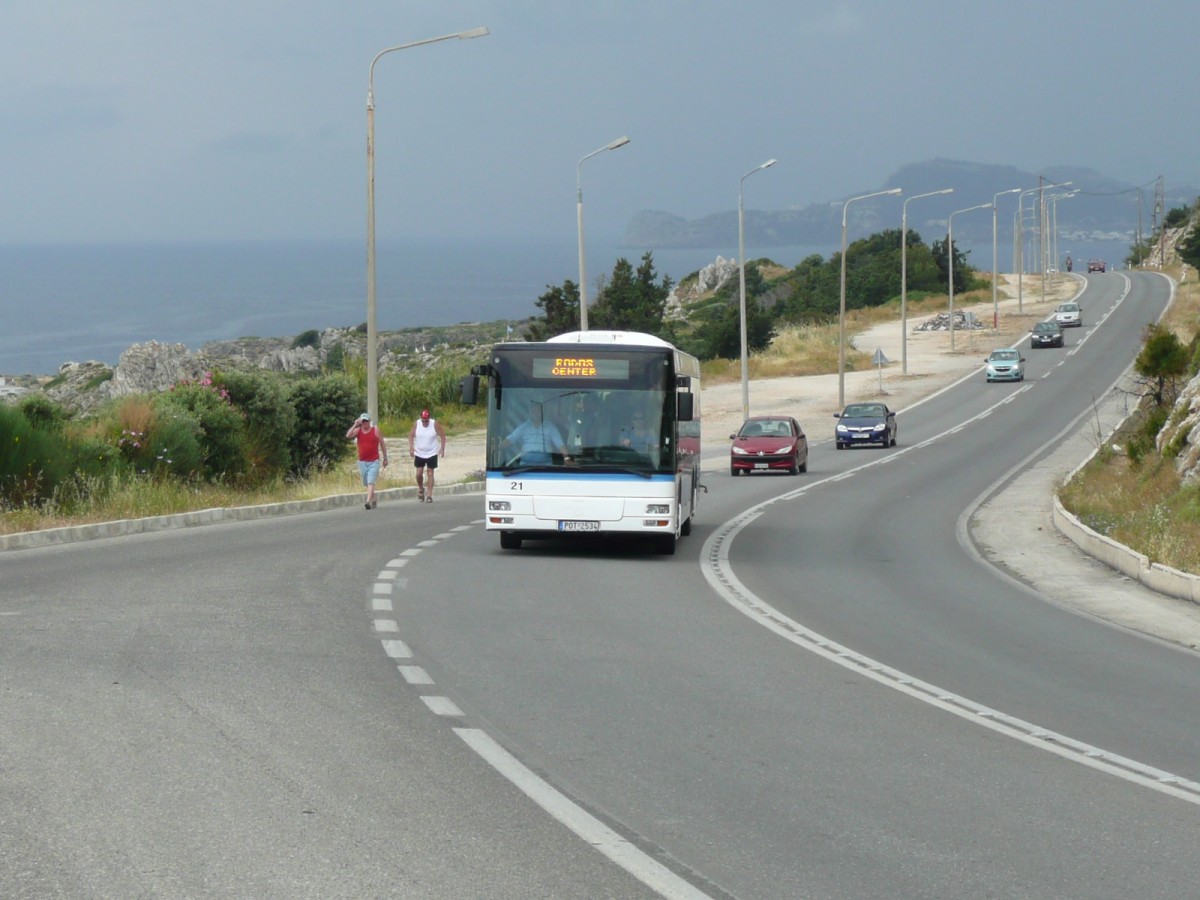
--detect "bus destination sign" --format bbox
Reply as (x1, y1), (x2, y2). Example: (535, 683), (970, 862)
(532, 357), (630, 379)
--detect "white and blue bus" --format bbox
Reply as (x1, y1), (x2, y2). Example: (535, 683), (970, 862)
(461, 331), (701, 554)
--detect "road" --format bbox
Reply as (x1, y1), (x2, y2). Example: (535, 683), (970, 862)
(4, 272), (1198, 898)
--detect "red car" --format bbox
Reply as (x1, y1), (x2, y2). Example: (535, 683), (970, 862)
(1087, 259), (1106, 273)
(731, 415), (808, 476)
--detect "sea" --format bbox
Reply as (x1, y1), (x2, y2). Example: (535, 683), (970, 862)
(0, 234), (1134, 376)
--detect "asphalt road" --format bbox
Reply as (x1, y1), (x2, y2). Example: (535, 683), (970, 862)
(5, 271), (1199, 898)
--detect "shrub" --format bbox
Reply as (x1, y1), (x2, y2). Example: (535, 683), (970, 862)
(18, 394), (69, 433)
(0, 404), (70, 507)
(287, 374), (359, 474)
(292, 329), (321, 349)
(158, 376), (249, 482)
(212, 369), (297, 482)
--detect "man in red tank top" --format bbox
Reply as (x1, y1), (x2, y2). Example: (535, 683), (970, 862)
(345, 413), (388, 509)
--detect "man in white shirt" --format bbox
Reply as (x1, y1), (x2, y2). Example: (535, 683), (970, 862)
(408, 408), (446, 502)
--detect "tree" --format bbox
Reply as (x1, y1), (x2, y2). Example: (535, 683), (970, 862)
(1135, 323), (1189, 407)
(525, 280), (580, 341)
(589, 252), (673, 335)
(930, 237), (974, 294)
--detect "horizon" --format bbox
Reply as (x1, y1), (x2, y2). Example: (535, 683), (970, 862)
(4, 3), (1196, 246)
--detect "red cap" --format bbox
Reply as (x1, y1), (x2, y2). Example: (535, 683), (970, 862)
(420, 409), (430, 418)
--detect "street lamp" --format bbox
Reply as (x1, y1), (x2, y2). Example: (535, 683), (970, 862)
(947, 202), (991, 351)
(1047, 190), (1077, 280)
(839, 187), (902, 407)
(365, 26), (489, 423)
(738, 158), (777, 421)
(901, 188), (953, 374)
(991, 188), (1021, 329)
(577, 136), (631, 332)
(1014, 180), (1070, 313)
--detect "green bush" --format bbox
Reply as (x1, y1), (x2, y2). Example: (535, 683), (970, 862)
(287, 374), (359, 474)
(157, 379), (249, 482)
(144, 410), (206, 479)
(0, 405), (70, 507)
(212, 369), (297, 482)
(18, 394), (69, 433)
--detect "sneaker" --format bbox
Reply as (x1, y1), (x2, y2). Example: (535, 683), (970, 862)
(370, 499), (377, 509)
(426, 496), (433, 503)
(365, 502), (371, 510)
(416, 490), (424, 502)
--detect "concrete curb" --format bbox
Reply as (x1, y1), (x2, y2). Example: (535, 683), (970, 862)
(0, 480), (485, 552)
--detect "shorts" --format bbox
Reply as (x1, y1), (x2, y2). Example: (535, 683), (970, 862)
(358, 459), (381, 486)
(414, 455), (438, 469)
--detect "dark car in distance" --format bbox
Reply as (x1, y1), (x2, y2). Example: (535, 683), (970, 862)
(731, 415), (808, 475)
(1087, 259), (1106, 273)
(1030, 320), (1065, 349)
(834, 402), (897, 449)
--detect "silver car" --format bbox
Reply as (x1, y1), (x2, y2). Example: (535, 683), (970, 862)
(1054, 302), (1082, 328)
(985, 348), (1025, 382)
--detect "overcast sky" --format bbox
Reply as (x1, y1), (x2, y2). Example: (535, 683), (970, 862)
(3, 0), (1193, 245)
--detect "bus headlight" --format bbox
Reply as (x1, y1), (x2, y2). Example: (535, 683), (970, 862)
(646, 504), (670, 515)
(488, 500), (512, 511)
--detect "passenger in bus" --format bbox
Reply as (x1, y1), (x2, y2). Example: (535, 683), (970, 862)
(500, 403), (571, 465)
(620, 411), (655, 453)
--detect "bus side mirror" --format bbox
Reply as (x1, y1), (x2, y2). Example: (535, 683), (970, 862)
(677, 392), (694, 422)
(460, 374), (479, 405)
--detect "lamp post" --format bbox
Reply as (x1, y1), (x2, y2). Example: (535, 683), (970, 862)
(991, 188), (1020, 329)
(901, 188), (953, 375)
(577, 136), (631, 332)
(1047, 190), (1077, 281)
(365, 26), (489, 423)
(738, 158), (777, 421)
(1014, 182), (1070, 312)
(839, 187), (902, 408)
(947, 202), (991, 351)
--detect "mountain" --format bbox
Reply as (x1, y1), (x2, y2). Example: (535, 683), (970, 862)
(624, 158), (1197, 248)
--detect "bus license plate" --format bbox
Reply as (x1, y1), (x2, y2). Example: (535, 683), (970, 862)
(559, 520), (600, 532)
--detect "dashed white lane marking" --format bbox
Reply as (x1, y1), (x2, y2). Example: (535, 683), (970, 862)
(421, 695), (463, 717)
(381, 639), (412, 659)
(372, 517), (714, 899)
(398, 665), (433, 685)
(372, 583), (392, 595)
(372, 597), (393, 611)
(377, 570), (398, 581)
(455, 727), (712, 900)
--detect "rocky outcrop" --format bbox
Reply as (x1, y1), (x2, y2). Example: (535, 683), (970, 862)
(665, 256), (738, 317)
(1157, 372), (1200, 483)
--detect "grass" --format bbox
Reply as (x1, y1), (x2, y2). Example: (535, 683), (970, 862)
(1056, 263), (1200, 573)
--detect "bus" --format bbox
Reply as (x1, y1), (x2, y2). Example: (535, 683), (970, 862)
(461, 330), (702, 554)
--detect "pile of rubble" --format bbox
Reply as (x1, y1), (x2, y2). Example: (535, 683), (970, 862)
(914, 310), (984, 332)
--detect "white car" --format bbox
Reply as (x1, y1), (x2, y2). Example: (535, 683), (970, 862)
(1054, 302), (1082, 328)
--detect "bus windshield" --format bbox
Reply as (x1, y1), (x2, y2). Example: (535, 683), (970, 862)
(484, 346), (675, 473)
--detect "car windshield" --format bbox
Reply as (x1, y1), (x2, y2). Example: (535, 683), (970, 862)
(1058, 304), (1078, 312)
(991, 350), (1019, 360)
(1035, 323), (1057, 332)
(843, 404), (884, 417)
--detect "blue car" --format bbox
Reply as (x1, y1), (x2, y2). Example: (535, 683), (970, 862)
(985, 348), (1025, 382)
(834, 402), (897, 449)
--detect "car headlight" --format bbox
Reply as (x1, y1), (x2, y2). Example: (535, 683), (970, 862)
(836, 424), (848, 433)
(732, 446), (749, 455)
(872, 423), (886, 432)
(774, 445), (792, 453)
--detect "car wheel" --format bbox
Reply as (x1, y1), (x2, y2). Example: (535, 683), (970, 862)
(799, 458), (808, 473)
(499, 532), (522, 550)
(789, 458), (799, 475)
(730, 465), (738, 476)
(655, 534), (676, 555)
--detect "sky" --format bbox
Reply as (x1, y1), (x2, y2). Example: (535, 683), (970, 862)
(2, 0), (1194, 245)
